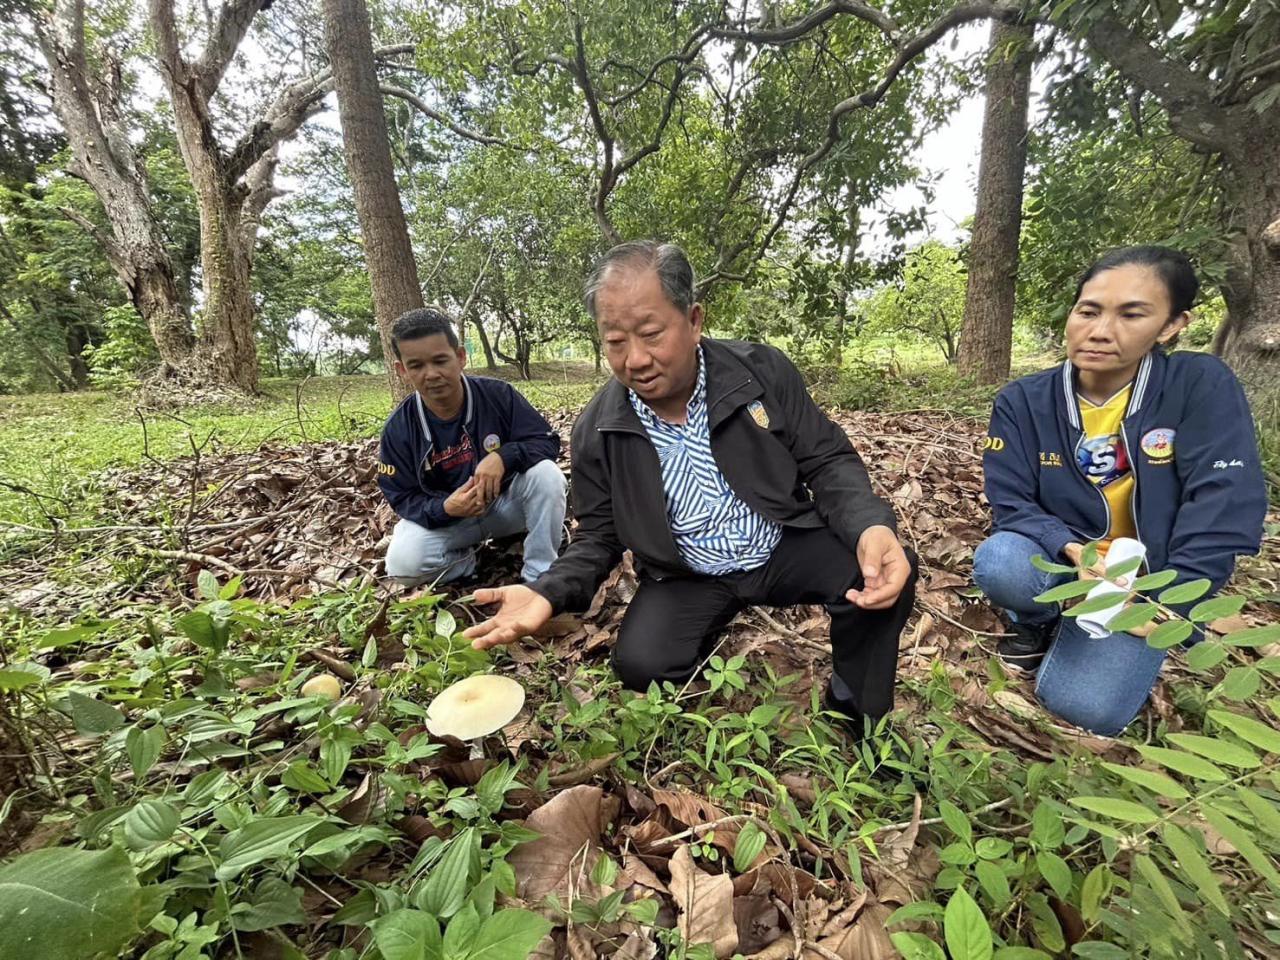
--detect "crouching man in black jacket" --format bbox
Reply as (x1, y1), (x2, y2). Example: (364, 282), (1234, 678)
(464, 242), (917, 729)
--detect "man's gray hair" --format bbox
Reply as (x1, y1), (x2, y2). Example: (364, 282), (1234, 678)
(583, 240), (696, 320)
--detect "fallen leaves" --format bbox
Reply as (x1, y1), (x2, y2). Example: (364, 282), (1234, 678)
(509, 785), (620, 902)
(669, 846), (739, 959)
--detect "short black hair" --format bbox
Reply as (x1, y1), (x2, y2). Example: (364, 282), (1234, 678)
(1073, 246), (1199, 319)
(390, 308), (460, 358)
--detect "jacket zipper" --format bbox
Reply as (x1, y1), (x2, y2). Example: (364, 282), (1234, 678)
(1073, 428), (1112, 543)
(1119, 421), (1144, 566)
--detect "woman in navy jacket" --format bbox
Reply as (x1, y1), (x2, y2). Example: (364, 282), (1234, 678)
(975, 246), (1266, 736)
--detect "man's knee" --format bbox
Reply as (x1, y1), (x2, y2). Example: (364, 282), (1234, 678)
(521, 459), (566, 498)
(384, 522), (450, 580)
(612, 616), (693, 692)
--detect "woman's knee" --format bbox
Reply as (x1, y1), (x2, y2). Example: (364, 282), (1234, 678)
(1035, 682), (1141, 737)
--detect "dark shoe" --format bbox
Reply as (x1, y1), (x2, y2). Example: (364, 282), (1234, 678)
(997, 621), (1054, 674)
(822, 681), (924, 788)
(822, 680), (873, 739)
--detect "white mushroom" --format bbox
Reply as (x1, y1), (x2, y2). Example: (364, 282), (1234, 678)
(425, 674), (525, 744)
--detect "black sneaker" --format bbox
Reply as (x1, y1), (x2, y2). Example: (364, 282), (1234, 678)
(997, 621), (1054, 674)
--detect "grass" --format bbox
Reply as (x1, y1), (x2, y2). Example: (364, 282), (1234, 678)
(0, 364), (604, 526)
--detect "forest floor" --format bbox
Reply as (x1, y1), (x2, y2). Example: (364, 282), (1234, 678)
(2, 366), (1280, 959)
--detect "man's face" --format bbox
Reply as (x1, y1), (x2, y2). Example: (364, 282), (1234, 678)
(596, 266), (703, 407)
(1065, 264), (1188, 376)
(394, 333), (466, 403)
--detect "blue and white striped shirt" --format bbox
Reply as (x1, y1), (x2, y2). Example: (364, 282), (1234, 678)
(628, 348), (782, 575)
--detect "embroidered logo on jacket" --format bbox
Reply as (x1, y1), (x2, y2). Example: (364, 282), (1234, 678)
(982, 436), (1005, 452)
(377, 462), (396, 476)
(1078, 435), (1130, 487)
(1140, 428), (1176, 460)
(747, 400), (770, 429)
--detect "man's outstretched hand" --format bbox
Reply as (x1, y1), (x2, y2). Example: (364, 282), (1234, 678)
(464, 585), (553, 650)
(847, 524), (912, 610)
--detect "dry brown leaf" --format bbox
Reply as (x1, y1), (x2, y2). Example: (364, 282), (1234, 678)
(992, 689), (1040, 720)
(615, 930), (659, 960)
(669, 846), (739, 959)
(621, 853), (669, 895)
(734, 895), (782, 954)
(822, 900), (897, 960)
(509, 785), (619, 902)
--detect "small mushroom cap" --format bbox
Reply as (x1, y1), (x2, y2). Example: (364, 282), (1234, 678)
(425, 674), (525, 740)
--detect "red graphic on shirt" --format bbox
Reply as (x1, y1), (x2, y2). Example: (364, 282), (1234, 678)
(430, 433), (476, 472)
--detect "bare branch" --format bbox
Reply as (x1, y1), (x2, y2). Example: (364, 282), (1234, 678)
(193, 0), (269, 96)
(379, 84), (510, 146)
(226, 71), (332, 184)
(149, 0), (189, 85)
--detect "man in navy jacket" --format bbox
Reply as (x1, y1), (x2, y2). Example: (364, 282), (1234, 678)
(377, 308), (566, 585)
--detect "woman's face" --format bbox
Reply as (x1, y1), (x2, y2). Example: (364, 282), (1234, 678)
(1065, 264), (1190, 377)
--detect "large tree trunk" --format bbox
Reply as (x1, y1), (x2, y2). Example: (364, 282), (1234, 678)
(35, 0), (196, 373)
(323, 0), (422, 402)
(194, 186), (260, 393)
(958, 19), (1033, 384)
(1218, 128), (1280, 384)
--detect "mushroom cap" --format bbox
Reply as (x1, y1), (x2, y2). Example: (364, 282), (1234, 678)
(425, 674), (525, 740)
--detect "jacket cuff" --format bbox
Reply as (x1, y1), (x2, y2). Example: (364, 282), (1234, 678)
(528, 575), (567, 616)
(424, 496), (453, 528)
(1043, 527), (1077, 565)
(498, 443), (523, 474)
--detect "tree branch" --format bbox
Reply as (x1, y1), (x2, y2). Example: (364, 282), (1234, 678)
(379, 85), (510, 146)
(193, 0), (269, 96)
(148, 0), (189, 86)
(57, 205), (122, 263)
(226, 72), (332, 185)
(566, 17), (618, 238)
(711, 0), (902, 46)
(1082, 14), (1238, 154)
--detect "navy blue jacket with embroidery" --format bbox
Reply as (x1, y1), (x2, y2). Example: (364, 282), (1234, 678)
(982, 350), (1266, 599)
(377, 376), (561, 528)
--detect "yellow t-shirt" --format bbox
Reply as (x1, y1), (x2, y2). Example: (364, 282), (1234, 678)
(1076, 384), (1137, 554)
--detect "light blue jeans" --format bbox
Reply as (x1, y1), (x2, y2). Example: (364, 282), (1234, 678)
(385, 459), (566, 585)
(972, 530), (1168, 736)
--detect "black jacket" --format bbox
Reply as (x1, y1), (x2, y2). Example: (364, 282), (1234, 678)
(530, 338), (897, 613)
(377, 376), (561, 528)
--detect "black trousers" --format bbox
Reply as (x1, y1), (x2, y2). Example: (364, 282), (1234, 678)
(611, 526), (918, 719)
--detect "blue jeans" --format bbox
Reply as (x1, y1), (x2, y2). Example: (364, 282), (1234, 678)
(972, 530), (1167, 736)
(385, 459), (566, 585)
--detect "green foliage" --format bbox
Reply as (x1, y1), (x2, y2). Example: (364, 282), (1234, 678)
(862, 240), (967, 363)
(0, 846), (161, 960)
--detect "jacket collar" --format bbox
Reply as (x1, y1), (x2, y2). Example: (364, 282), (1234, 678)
(595, 338), (764, 433)
(412, 375), (475, 451)
(1059, 350), (1163, 429)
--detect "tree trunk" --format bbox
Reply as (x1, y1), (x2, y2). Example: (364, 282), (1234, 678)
(35, 0), (196, 372)
(1218, 128), (1280, 390)
(473, 316), (498, 369)
(194, 186), (260, 393)
(957, 19), (1033, 384)
(323, 0), (423, 402)
(65, 323), (90, 387)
